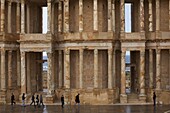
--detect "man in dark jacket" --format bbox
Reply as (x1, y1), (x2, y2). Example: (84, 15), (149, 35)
(11, 93), (16, 105)
(75, 93), (80, 105)
(61, 95), (64, 108)
(153, 92), (156, 106)
(22, 93), (26, 107)
(30, 94), (35, 106)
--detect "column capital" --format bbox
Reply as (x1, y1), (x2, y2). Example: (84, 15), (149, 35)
(21, 0), (25, 3)
(7, 0), (12, 5)
(156, 49), (161, 54)
(148, 0), (152, 3)
(94, 49), (98, 55)
(64, 48), (70, 55)
(79, 49), (84, 55)
(108, 49), (113, 55)
(47, 0), (51, 3)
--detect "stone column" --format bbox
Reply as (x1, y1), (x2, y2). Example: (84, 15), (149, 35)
(16, 2), (20, 33)
(79, 0), (83, 32)
(17, 50), (21, 87)
(58, 50), (63, 88)
(58, 2), (62, 32)
(156, 49), (161, 90)
(169, 50), (170, 85)
(121, 50), (126, 95)
(8, 51), (12, 89)
(1, 0), (5, 32)
(47, 0), (51, 33)
(94, 49), (98, 88)
(139, 0), (144, 32)
(26, 53), (31, 93)
(169, 0), (170, 30)
(64, 49), (70, 88)
(156, 0), (160, 31)
(51, 3), (54, 34)
(47, 52), (55, 94)
(148, 0), (153, 31)
(20, 51), (26, 93)
(79, 49), (83, 88)
(108, 0), (112, 31)
(112, 49), (116, 87)
(63, 0), (69, 32)
(93, 0), (98, 31)
(27, 4), (30, 33)
(139, 50), (145, 95)
(1, 49), (6, 91)
(108, 49), (113, 89)
(112, 0), (115, 32)
(120, 0), (125, 32)
(149, 49), (153, 88)
(8, 1), (12, 33)
(21, 0), (25, 33)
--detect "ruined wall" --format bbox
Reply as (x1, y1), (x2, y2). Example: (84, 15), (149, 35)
(83, 0), (93, 32)
(70, 50), (79, 88)
(69, 0), (79, 32)
(98, 0), (107, 32)
(160, 0), (169, 31)
(83, 50), (94, 88)
(98, 50), (108, 89)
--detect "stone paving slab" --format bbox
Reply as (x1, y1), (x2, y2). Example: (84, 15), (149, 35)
(0, 105), (169, 113)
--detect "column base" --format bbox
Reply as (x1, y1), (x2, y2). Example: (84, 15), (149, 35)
(45, 94), (55, 103)
(139, 94), (146, 103)
(120, 94), (127, 103)
(0, 90), (6, 104)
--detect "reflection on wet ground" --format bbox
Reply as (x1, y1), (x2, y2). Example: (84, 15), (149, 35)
(0, 105), (169, 113)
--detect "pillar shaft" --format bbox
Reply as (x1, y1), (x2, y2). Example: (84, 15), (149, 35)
(64, 49), (70, 88)
(149, 0), (153, 31)
(156, 49), (161, 90)
(79, 49), (83, 88)
(108, 49), (113, 89)
(108, 0), (112, 31)
(169, 0), (170, 30)
(16, 2), (20, 33)
(58, 50), (63, 88)
(139, 50), (145, 95)
(112, 0), (115, 32)
(8, 1), (12, 33)
(1, 49), (6, 91)
(47, 0), (51, 33)
(156, 0), (160, 31)
(149, 49), (153, 88)
(8, 51), (12, 89)
(79, 0), (83, 32)
(27, 5), (30, 33)
(63, 0), (69, 32)
(112, 49), (116, 87)
(26, 53), (31, 93)
(17, 50), (21, 87)
(169, 50), (170, 85)
(20, 51), (26, 93)
(140, 0), (144, 32)
(93, 0), (98, 31)
(121, 50), (126, 94)
(120, 0), (125, 32)
(1, 0), (5, 32)
(51, 3), (54, 34)
(94, 49), (98, 88)
(21, 0), (25, 33)
(58, 2), (62, 32)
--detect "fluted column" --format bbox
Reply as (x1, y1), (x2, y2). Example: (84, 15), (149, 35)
(1, 0), (5, 32)
(121, 50), (126, 95)
(108, 49), (113, 89)
(94, 49), (98, 88)
(8, 51), (12, 89)
(156, 0), (160, 31)
(27, 4), (30, 33)
(108, 0), (112, 31)
(17, 51), (21, 87)
(149, 0), (153, 31)
(79, 49), (83, 88)
(20, 51), (26, 93)
(21, 0), (25, 33)
(112, 0), (115, 32)
(47, 0), (51, 33)
(112, 49), (116, 87)
(8, 1), (12, 33)
(1, 49), (6, 91)
(64, 49), (70, 88)
(156, 49), (161, 90)
(58, 1), (62, 32)
(149, 49), (153, 88)
(16, 2), (20, 33)
(58, 50), (63, 88)
(120, 0), (125, 32)
(63, 0), (69, 32)
(79, 0), (83, 32)
(93, 0), (98, 31)
(139, 0), (144, 32)
(139, 50), (145, 95)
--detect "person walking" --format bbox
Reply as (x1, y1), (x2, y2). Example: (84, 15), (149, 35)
(61, 95), (64, 108)
(39, 94), (44, 107)
(75, 93), (80, 105)
(36, 95), (39, 107)
(153, 91), (156, 106)
(11, 93), (16, 105)
(30, 94), (35, 107)
(22, 93), (26, 107)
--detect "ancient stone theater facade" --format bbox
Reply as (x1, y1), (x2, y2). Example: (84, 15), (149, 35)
(0, 0), (170, 104)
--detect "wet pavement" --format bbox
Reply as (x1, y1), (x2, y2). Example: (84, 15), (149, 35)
(0, 105), (169, 113)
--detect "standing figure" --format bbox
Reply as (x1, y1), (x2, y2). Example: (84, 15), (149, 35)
(22, 93), (26, 107)
(153, 92), (156, 106)
(75, 93), (80, 105)
(61, 95), (64, 108)
(39, 94), (44, 107)
(36, 95), (39, 106)
(11, 93), (16, 105)
(30, 94), (35, 106)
